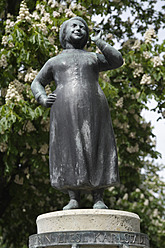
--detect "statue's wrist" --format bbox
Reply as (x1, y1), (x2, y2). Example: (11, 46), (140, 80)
(38, 94), (47, 107)
(95, 39), (108, 52)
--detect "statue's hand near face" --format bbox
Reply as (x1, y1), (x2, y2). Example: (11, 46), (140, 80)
(91, 28), (102, 43)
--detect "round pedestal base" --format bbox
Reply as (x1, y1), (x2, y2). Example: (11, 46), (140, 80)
(36, 209), (140, 234)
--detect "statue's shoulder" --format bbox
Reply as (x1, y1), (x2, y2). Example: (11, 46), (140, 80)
(46, 53), (62, 66)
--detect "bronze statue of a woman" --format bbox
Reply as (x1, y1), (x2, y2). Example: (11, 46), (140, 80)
(31, 17), (123, 210)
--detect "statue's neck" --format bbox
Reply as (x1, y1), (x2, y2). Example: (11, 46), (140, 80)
(65, 42), (83, 50)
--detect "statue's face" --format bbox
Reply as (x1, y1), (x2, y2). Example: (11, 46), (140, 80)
(65, 19), (87, 47)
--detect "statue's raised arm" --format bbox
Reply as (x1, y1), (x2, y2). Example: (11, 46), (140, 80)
(91, 28), (123, 71)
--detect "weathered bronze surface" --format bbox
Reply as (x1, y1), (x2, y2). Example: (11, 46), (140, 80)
(31, 17), (123, 209)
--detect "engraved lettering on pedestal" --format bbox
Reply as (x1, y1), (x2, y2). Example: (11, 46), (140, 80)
(119, 233), (126, 244)
(124, 233), (129, 244)
(94, 232), (102, 243)
(103, 232), (112, 243)
(130, 234), (136, 244)
(112, 233), (118, 243)
(37, 236), (42, 245)
(45, 235), (51, 244)
(51, 233), (58, 243)
(140, 235), (145, 244)
(69, 233), (79, 243)
(58, 233), (65, 243)
(75, 233), (81, 243)
(82, 232), (89, 243)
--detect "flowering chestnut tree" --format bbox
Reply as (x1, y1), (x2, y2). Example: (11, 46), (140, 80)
(0, 1), (165, 248)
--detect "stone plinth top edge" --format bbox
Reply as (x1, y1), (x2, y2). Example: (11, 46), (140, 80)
(37, 209), (140, 222)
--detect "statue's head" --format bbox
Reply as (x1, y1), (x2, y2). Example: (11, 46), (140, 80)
(59, 17), (89, 49)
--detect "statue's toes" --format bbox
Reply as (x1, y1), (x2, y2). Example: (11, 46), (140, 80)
(93, 200), (108, 209)
(63, 199), (79, 210)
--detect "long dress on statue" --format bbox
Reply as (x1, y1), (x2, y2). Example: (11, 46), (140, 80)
(33, 43), (122, 192)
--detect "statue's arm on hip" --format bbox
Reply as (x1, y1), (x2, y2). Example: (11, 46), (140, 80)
(31, 59), (56, 108)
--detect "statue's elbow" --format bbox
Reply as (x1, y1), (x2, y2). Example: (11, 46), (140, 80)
(31, 79), (38, 95)
(118, 54), (124, 67)
(31, 79), (35, 91)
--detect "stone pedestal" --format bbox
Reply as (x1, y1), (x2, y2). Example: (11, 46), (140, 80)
(29, 210), (149, 248)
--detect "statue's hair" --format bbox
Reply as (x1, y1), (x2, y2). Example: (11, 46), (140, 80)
(59, 17), (89, 49)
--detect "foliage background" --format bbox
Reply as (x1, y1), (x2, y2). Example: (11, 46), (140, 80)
(0, 0), (165, 247)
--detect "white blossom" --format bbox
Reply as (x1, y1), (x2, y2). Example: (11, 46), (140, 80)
(129, 132), (136, 139)
(53, 11), (60, 18)
(132, 202), (137, 208)
(36, 4), (45, 15)
(108, 186), (115, 192)
(45, 85), (52, 95)
(26, 143), (31, 149)
(32, 149), (37, 154)
(2, 36), (8, 46)
(106, 33), (113, 40)
(149, 196), (154, 202)
(39, 144), (49, 154)
(116, 97), (123, 108)
(34, 22), (48, 35)
(153, 208), (159, 217)
(151, 56), (163, 67)
(5, 19), (15, 33)
(48, 36), (55, 45)
(48, 0), (54, 5)
(143, 51), (151, 60)
(123, 193), (128, 201)
(133, 67), (143, 78)
(140, 74), (152, 85)
(135, 188), (141, 193)
(14, 175), (24, 185)
(77, 3), (86, 11)
(132, 39), (141, 50)
(5, 80), (24, 103)
(144, 27), (156, 44)
(135, 92), (141, 99)
(49, 1), (59, 8)
(127, 144), (139, 153)
(41, 13), (53, 25)
(31, 11), (40, 20)
(130, 61), (143, 78)
(25, 121), (36, 132)
(133, 114), (140, 122)
(59, 7), (64, 13)
(0, 54), (8, 68)
(41, 118), (50, 132)
(162, 111), (165, 118)
(144, 199), (149, 206)
(65, 9), (76, 18)
(16, 0), (31, 23)
(116, 198), (122, 205)
(51, 26), (59, 32)
(24, 68), (38, 82)
(0, 142), (8, 152)
(70, 4), (78, 11)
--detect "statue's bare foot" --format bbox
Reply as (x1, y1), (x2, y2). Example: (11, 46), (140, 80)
(63, 199), (79, 210)
(93, 200), (108, 209)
